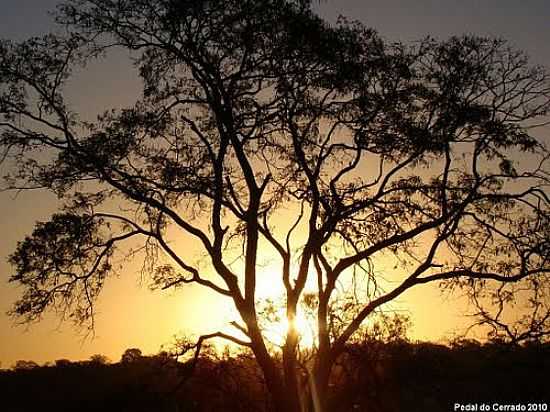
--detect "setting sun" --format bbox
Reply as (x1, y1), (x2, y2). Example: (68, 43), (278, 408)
(261, 306), (317, 349)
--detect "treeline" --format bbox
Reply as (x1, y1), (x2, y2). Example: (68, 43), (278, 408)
(1, 340), (548, 412)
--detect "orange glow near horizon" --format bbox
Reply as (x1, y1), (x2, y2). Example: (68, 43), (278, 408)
(0, 189), (479, 368)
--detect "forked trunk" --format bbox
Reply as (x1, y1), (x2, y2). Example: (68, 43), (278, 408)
(263, 352), (334, 412)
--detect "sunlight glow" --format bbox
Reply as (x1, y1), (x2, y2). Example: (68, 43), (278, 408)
(261, 307), (317, 349)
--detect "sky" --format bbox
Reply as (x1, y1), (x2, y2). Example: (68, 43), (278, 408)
(0, 0), (549, 368)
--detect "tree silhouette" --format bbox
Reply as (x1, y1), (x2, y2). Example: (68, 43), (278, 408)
(1, 0), (549, 410)
(120, 348), (143, 364)
(14, 360), (39, 370)
(89, 354), (110, 365)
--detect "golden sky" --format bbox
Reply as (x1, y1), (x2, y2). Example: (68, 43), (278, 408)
(1, 0), (549, 368)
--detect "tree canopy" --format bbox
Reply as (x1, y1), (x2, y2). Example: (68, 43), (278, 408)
(1, 0), (549, 410)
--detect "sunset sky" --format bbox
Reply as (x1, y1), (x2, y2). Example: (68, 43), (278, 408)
(1, 0), (549, 368)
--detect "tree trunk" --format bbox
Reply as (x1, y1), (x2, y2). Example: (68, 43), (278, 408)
(266, 371), (300, 412)
(251, 345), (296, 411)
(312, 361), (332, 412)
(252, 346), (337, 412)
(249, 319), (335, 412)
(282, 343), (301, 412)
(247, 324), (300, 412)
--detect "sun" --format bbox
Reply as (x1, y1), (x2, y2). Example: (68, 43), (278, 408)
(253, 259), (320, 349)
(261, 307), (317, 349)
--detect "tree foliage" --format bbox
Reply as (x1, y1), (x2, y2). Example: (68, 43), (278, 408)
(2, 341), (549, 412)
(1, 0), (549, 410)
(120, 348), (143, 364)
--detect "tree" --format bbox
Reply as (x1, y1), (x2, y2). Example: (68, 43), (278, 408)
(1, 0), (549, 410)
(55, 359), (73, 368)
(14, 360), (39, 371)
(89, 353), (110, 365)
(120, 348), (143, 364)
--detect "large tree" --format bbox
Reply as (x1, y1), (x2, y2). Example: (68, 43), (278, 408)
(1, 0), (549, 410)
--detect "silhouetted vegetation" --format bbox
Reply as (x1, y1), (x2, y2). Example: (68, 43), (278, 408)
(2, 340), (548, 412)
(331, 339), (550, 412)
(2, 0), (549, 410)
